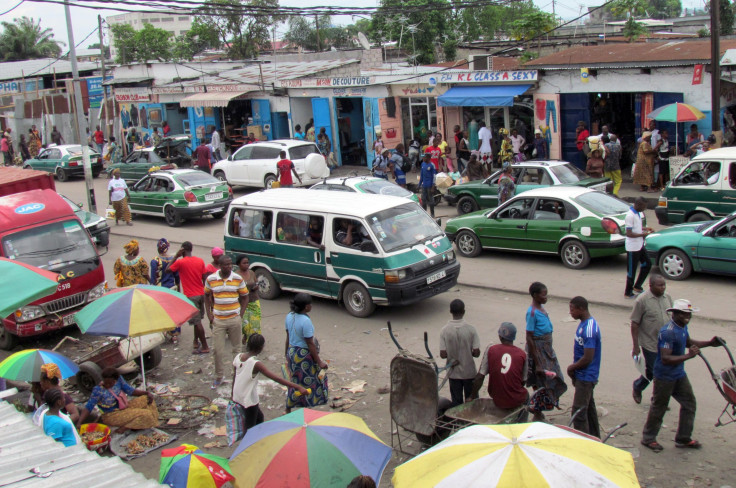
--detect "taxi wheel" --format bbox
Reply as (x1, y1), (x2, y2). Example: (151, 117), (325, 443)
(255, 268), (280, 300)
(456, 230), (481, 258)
(560, 240), (590, 269)
(658, 249), (692, 280)
(343, 282), (375, 318)
(212, 211), (226, 219)
(164, 205), (182, 227)
(457, 196), (479, 215)
(56, 168), (69, 182)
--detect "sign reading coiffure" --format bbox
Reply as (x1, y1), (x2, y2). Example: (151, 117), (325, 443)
(114, 87), (151, 102)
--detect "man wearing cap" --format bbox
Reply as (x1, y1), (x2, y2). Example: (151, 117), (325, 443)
(630, 274), (672, 404)
(471, 322), (529, 411)
(567, 296), (602, 438)
(439, 299), (480, 407)
(641, 299), (723, 452)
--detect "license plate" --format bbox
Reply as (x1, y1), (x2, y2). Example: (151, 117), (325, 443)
(62, 314), (76, 326)
(205, 192), (223, 201)
(426, 270), (446, 285)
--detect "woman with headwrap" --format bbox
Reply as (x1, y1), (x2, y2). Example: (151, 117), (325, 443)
(237, 255), (261, 343)
(113, 239), (149, 287)
(40, 388), (80, 447)
(151, 238), (180, 342)
(108, 168), (133, 226)
(31, 363), (80, 424)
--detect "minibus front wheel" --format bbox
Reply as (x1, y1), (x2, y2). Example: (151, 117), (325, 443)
(255, 268), (281, 300)
(342, 282), (375, 318)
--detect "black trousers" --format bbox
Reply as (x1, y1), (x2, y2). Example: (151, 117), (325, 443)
(244, 404), (264, 430)
(449, 378), (474, 407)
(625, 247), (651, 296)
(572, 379), (600, 439)
(642, 375), (696, 444)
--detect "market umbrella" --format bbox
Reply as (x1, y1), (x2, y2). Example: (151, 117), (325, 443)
(229, 408), (392, 488)
(392, 423), (639, 487)
(160, 444), (234, 488)
(0, 349), (78, 382)
(646, 102), (706, 155)
(0, 257), (59, 319)
(74, 285), (198, 387)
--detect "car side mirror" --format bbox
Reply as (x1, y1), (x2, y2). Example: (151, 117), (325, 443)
(228, 155), (233, 161)
(435, 218), (442, 227)
(78, 202), (84, 208)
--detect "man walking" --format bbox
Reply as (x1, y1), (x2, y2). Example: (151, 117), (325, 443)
(439, 299), (480, 407)
(277, 150), (301, 188)
(169, 242), (210, 355)
(51, 126), (64, 146)
(93, 125), (105, 153)
(471, 322), (528, 411)
(193, 139), (213, 173)
(567, 296), (602, 438)
(625, 197), (652, 298)
(630, 274), (672, 404)
(205, 255), (248, 389)
(641, 300), (723, 452)
(210, 127), (222, 160)
(418, 153), (437, 217)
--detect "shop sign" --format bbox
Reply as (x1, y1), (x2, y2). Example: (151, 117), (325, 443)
(692, 65), (704, 85)
(152, 85), (206, 94)
(332, 87), (367, 96)
(279, 76), (375, 88)
(206, 84), (259, 92)
(114, 87), (151, 102)
(86, 76), (112, 108)
(0, 78), (41, 94)
(433, 70), (538, 83)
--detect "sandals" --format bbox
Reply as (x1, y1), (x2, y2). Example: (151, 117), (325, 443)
(192, 347), (210, 355)
(641, 440), (664, 452)
(211, 377), (224, 389)
(676, 439), (702, 449)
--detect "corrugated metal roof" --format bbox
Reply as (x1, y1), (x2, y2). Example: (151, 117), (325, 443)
(0, 402), (162, 487)
(0, 58), (99, 82)
(163, 59), (360, 88)
(526, 39), (736, 69)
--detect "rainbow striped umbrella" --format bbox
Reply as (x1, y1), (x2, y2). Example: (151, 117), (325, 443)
(229, 409), (392, 488)
(647, 102), (705, 122)
(160, 444), (234, 488)
(0, 349), (78, 382)
(0, 257), (59, 319)
(74, 285), (197, 338)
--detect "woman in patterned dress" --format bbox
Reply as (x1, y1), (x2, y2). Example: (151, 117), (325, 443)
(113, 239), (149, 287)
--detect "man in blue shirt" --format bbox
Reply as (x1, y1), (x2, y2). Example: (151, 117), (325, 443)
(418, 153), (437, 217)
(567, 296), (602, 438)
(641, 299), (723, 452)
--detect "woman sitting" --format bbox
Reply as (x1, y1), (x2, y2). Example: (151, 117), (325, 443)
(41, 389), (80, 447)
(32, 363), (80, 424)
(76, 367), (158, 432)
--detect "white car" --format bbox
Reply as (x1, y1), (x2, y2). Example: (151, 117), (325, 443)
(212, 140), (330, 189)
(309, 176), (419, 203)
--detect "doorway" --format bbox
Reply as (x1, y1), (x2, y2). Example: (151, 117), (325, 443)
(165, 104), (187, 134)
(335, 97), (365, 165)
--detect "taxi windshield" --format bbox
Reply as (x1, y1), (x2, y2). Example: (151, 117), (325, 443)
(2, 220), (98, 271)
(367, 203), (443, 253)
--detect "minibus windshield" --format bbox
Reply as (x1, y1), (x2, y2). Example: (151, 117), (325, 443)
(366, 203), (443, 253)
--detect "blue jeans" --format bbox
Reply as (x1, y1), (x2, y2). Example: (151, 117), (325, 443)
(633, 348), (658, 394)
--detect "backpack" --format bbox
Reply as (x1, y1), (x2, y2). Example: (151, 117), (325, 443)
(396, 154), (412, 173)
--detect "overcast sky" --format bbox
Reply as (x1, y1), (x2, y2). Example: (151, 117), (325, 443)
(2, 0), (709, 56)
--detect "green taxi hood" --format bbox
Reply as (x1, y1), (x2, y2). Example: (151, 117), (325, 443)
(382, 236), (453, 268)
(448, 180), (487, 194)
(445, 209), (492, 231)
(651, 221), (711, 236)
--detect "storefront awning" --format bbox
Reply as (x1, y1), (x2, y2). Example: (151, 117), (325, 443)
(437, 84), (532, 107)
(179, 91), (252, 108)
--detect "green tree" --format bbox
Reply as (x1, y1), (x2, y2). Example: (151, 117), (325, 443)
(720, 0), (735, 35)
(0, 17), (63, 61)
(610, 0), (649, 42)
(172, 19), (222, 60)
(284, 15), (356, 51)
(86, 42), (111, 59)
(647, 0), (682, 18)
(195, 0), (283, 59)
(111, 23), (173, 63)
(508, 10), (558, 54)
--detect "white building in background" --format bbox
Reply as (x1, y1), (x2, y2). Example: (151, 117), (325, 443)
(106, 12), (193, 59)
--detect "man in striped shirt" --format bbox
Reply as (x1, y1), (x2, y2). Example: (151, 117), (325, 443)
(205, 255), (249, 388)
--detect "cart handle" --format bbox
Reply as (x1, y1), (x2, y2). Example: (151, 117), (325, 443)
(603, 423), (628, 444)
(387, 321), (404, 351)
(424, 332), (433, 360)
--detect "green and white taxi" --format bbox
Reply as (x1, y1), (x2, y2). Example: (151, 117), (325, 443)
(128, 169), (232, 227)
(445, 186), (628, 269)
(225, 189), (460, 317)
(23, 145), (103, 181)
(309, 176), (419, 203)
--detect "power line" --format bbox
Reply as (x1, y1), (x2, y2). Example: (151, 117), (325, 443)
(0, 0), (25, 16)
(24, 26), (99, 77)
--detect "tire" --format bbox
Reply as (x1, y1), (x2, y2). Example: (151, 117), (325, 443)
(658, 248), (692, 280)
(264, 174), (277, 189)
(455, 230), (482, 258)
(96, 231), (110, 248)
(342, 282), (375, 318)
(214, 170), (227, 183)
(457, 196), (479, 215)
(212, 211), (226, 219)
(135, 346), (163, 371)
(686, 212), (710, 223)
(164, 205), (182, 227)
(56, 168), (69, 182)
(23, 165), (32, 170)
(0, 327), (18, 350)
(254, 268), (280, 300)
(560, 240), (591, 269)
(76, 361), (103, 393)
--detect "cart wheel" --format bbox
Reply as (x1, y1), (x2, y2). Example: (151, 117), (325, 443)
(135, 346), (163, 371)
(77, 361), (103, 393)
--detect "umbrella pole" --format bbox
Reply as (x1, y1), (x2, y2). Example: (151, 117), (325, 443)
(139, 336), (146, 390)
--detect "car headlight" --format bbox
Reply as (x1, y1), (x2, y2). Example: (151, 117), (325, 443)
(87, 282), (107, 302)
(93, 222), (108, 231)
(385, 269), (407, 283)
(15, 306), (45, 323)
(446, 250), (455, 261)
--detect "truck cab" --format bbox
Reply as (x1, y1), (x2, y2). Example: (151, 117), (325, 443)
(0, 189), (106, 349)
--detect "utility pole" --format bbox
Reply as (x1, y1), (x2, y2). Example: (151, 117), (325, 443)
(98, 15), (111, 140)
(315, 15), (320, 52)
(64, 0), (97, 213)
(711, 0), (721, 133)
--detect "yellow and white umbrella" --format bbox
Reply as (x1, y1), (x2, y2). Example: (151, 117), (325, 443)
(392, 423), (639, 487)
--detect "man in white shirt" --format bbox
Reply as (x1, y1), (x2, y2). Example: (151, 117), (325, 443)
(211, 128), (222, 160)
(597, 125), (620, 145)
(648, 120), (660, 148)
(439, 299), (480, 407)
(625, 197), (653, 298)
(478, 122), (493, 167)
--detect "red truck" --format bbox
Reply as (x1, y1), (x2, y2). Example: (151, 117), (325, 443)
(0, 167), (106, 349)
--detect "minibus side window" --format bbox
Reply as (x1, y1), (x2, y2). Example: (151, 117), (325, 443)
(231, 209), (272, 240)
(276, 213), (320, 246)
(333, 218), (372, 250)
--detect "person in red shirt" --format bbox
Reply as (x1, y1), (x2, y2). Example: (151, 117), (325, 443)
(471, 322), (529, 411)
(575, 121), (590, 170)
(276, 150), (301, 188)
(93, 125), (105, 153)
(193, 140), (213, 173)
(169, 241), (210, 354)
(424, 141), (442, 171)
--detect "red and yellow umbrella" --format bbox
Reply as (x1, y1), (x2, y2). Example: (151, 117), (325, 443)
(160, 444), (234, 488)
(647, 102), (705, 122)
